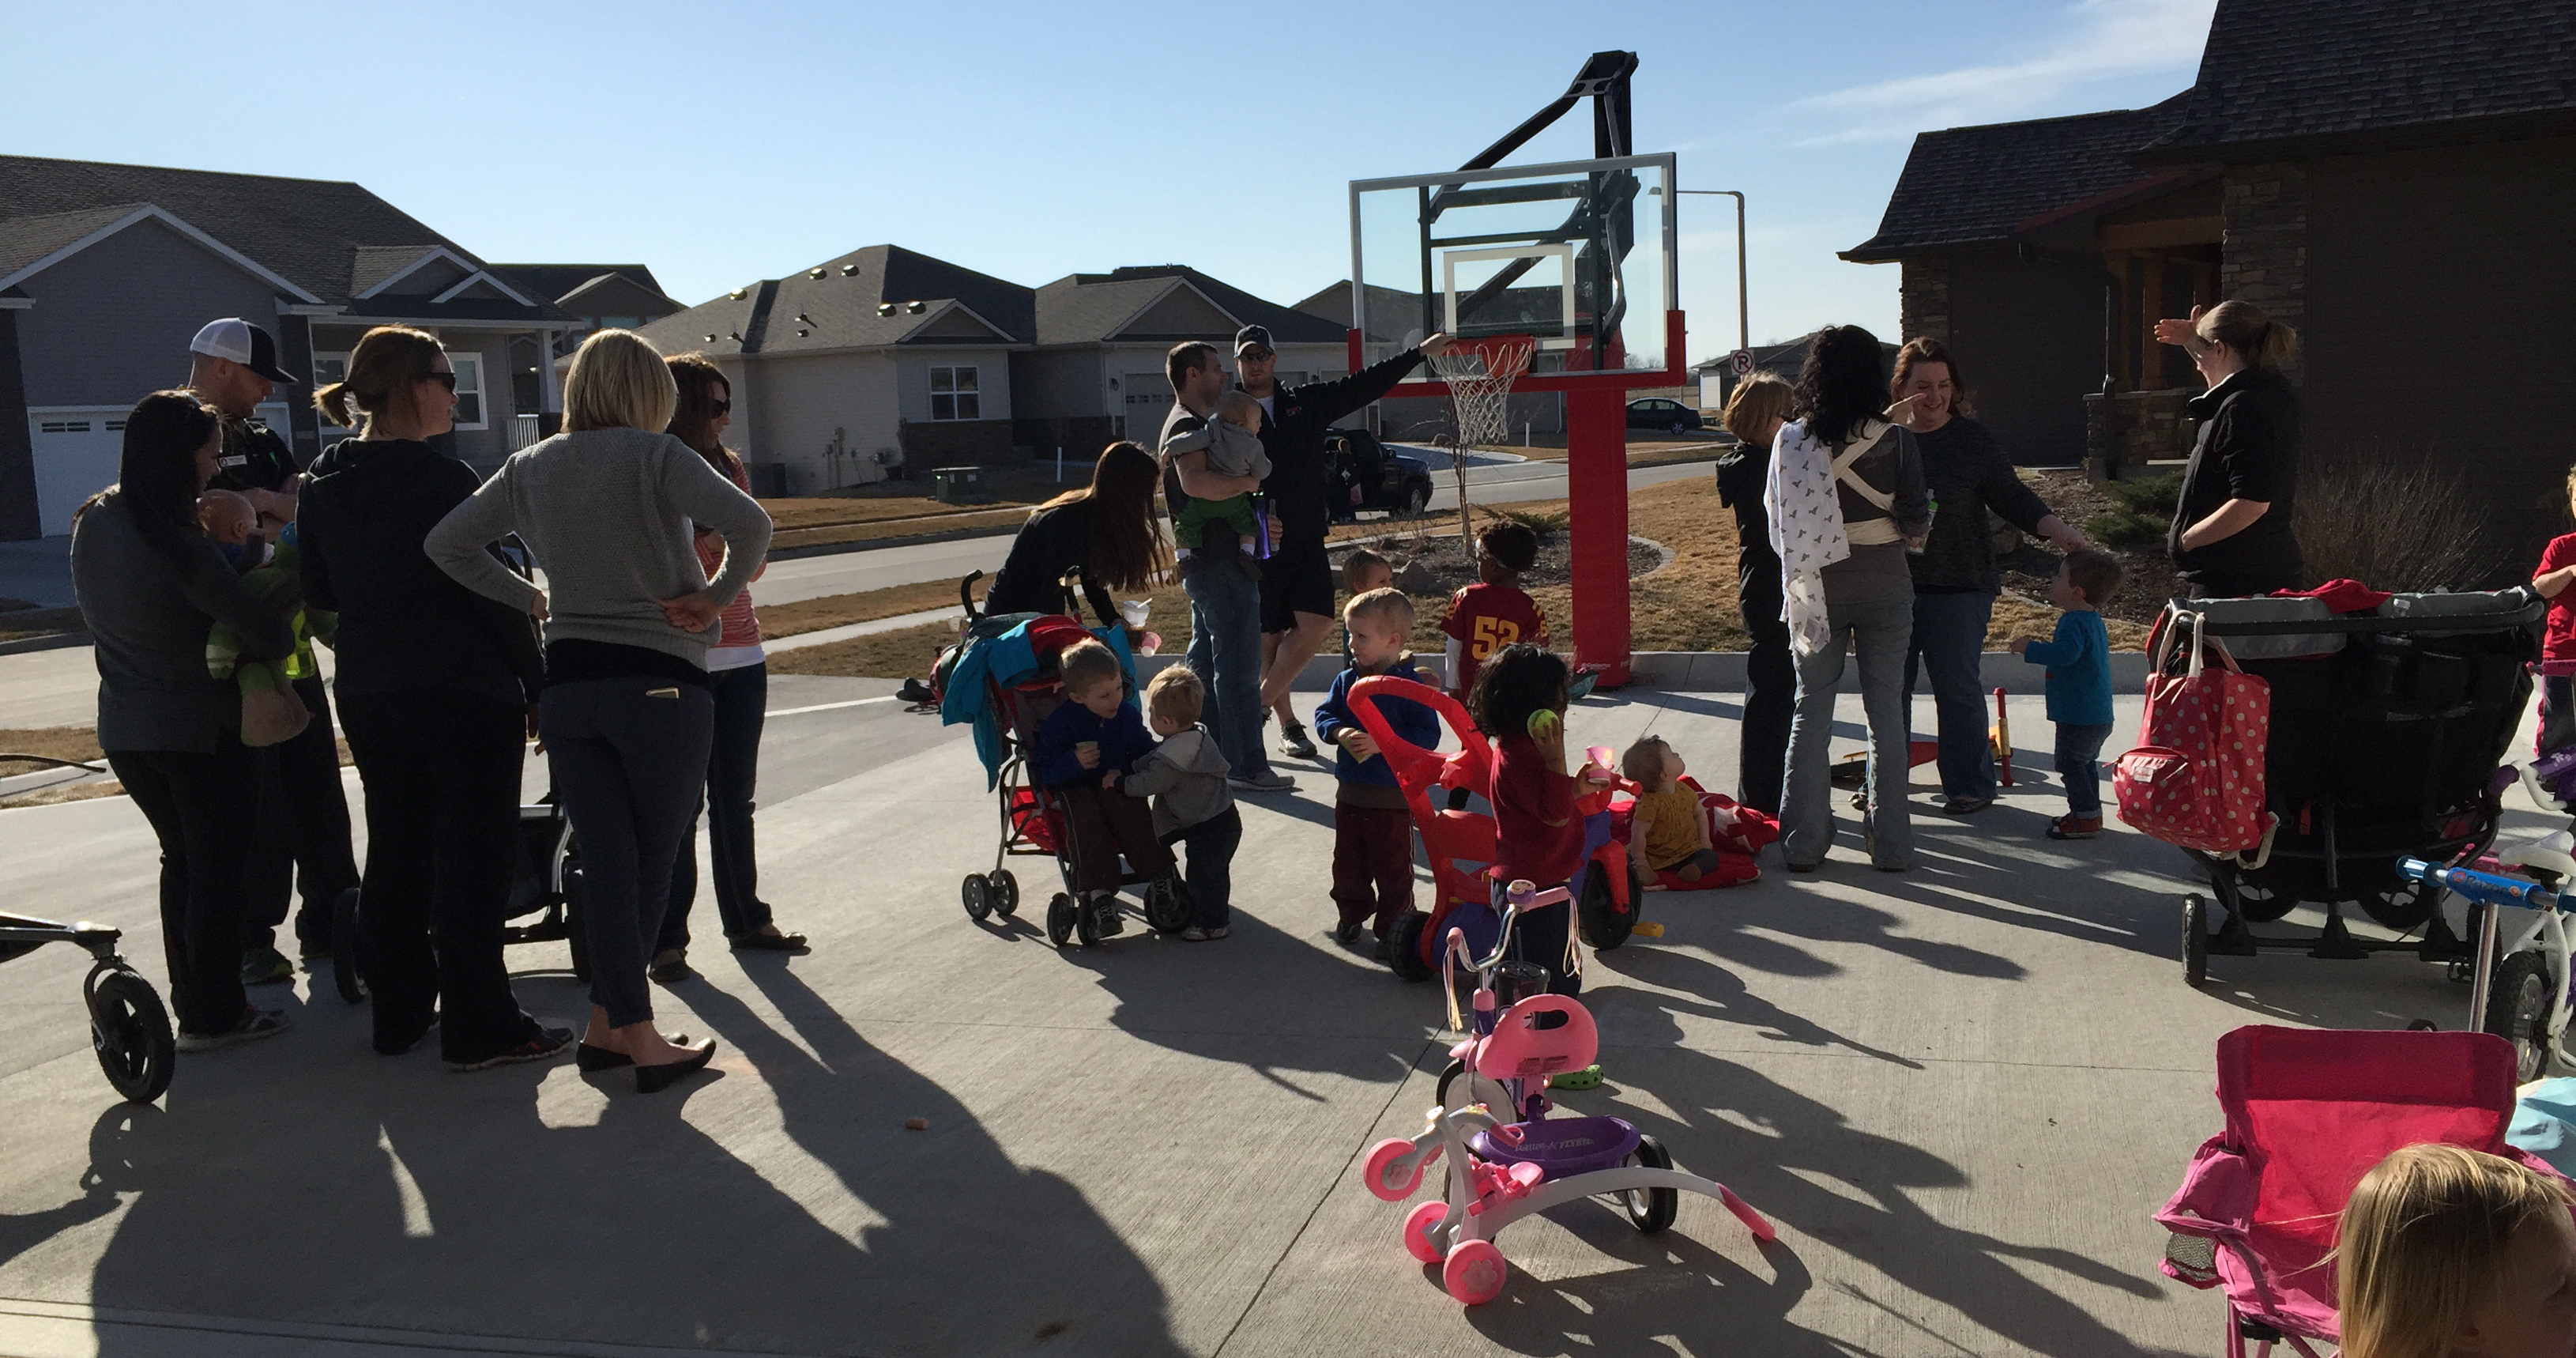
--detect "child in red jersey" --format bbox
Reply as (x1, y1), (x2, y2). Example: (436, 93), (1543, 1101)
(1468, 640), (1597, 993)
(1441, 522), (1548, 703)
(2532, 464), (2576, 754)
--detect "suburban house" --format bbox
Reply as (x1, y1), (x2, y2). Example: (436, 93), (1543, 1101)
(488, 263), (682, 415)
(632, 254), (1350, 495)
(1842, 0), (2576, 552)
(0, 154), (598, 539)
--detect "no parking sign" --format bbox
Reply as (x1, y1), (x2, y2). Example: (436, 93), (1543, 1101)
(1728, 349), (1754, 377)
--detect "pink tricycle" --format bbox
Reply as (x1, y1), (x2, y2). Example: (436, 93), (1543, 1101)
(1357, 880), (1776, 1305)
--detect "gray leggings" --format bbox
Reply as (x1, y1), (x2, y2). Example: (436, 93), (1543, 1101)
(541, 678), (715, 1028)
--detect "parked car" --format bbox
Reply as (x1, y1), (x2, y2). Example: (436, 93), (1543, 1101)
(1626, 398), (1705, 433)
(1323, 428), (1434, 519)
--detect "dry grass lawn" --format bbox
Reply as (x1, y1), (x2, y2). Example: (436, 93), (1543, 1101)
(0, 726), (363, 811)
(755, 578), (981, 639)
(768, 480), (2142, 681)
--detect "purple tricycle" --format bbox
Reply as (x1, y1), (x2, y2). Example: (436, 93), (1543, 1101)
(1357, 880), (1775, 1305)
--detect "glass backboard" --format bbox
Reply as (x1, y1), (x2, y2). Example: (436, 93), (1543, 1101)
(1348, 152), (1678, 389)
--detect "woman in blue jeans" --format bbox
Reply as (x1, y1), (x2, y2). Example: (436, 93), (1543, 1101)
(649, 353), (806, 983)
(1887, 339), (2089, 817)
(1770, 327), (1931, 871)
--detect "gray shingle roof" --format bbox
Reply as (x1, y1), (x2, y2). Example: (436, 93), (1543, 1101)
(0, 204), (149, 279)
(1090, 266), (1344, 344)
(487, 263), (672, 307)
(2140, 0), (2576, 158)
(1842, 96), (2190, 260)
(0, 155), (549, 323)
(635, 244), (1034, 356)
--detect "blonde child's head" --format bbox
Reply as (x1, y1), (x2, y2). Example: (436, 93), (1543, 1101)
(1216, 390), (1263, 432)
(2337, 1142), (2576, 1358)
(196, 489), (256, 545)
(1143, 666), (1203, 737)
(1621, 735), (1681, 788)
(1344, 587), (1414, 670)
(1342, 547), (1393, 595)
(1058, 639), (1125, 716)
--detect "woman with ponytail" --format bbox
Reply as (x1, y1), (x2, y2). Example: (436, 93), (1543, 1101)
(2154, 300), (2304, 596)
(70, 390), (297, 1050)
(297, 326), (567, 1070)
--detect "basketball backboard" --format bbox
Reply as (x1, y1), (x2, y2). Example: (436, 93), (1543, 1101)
(1348, 152), (1678, 394)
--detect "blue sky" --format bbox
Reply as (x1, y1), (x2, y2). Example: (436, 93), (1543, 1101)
(1, 0), (2214, 361)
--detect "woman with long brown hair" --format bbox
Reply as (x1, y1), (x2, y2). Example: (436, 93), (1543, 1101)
(981, 440), (1171, 623)
(298, 325), (566, 1069)
(71, 390), (297, 1050)
(649, 353), (806, 983)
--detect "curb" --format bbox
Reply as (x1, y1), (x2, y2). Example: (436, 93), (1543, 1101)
(767, 520), (1023, 562)
(1130, 650), (2152, 696)
(0, 630), (89, 658)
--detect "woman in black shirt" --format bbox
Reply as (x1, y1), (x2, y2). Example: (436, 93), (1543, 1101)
(983, 441), (1169, 624)
(299, 326), (565, 1070)
(1715, 372), (1795, 815)
(2154, 300), (2303, 596)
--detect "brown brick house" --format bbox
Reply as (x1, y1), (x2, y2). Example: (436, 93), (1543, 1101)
(1843, 0), (2576, 549)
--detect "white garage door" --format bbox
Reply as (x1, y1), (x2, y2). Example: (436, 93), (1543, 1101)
(1120, 375), (1172, 443)
(29, 402), (297, 536)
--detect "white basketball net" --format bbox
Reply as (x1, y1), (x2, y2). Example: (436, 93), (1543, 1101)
(1426, 339), (1535, 451)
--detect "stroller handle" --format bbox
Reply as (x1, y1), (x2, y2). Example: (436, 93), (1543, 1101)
(2398, 858), (2561, 913)
(960, 569), (985, 621)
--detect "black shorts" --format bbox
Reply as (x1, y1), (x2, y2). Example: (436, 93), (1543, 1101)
(1260, 538), (1335, 634)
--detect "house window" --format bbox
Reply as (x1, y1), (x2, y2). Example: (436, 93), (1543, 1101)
(929, 365), (980, 421)
(450, 353), (487, 429)
(314, 354), (351, 428)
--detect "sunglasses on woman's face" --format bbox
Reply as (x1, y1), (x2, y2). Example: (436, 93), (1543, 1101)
(708, 398), (731, 416)
(425, 372), (458, 391)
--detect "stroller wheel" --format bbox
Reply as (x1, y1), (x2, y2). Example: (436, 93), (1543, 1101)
(330, 887), (365, 1004)
(961, 874), (992, 922)
(1621, 1134), (1679, 1235)
(1045, 893), (1079, 949)
(1142, 876), (1192, 935)
(2182, 896), (2209, 989)
(989, 870), (1020, 918)
(85, 965), (173, 1104)
(2360, 876), (2438, 931)
(1388, 911), (1433, 982)
(2484, 950), (2555, 1082)
(1073, 899), (1103, 949)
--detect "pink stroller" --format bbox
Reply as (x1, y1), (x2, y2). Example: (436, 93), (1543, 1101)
(2156, 1024), (2553, 1356)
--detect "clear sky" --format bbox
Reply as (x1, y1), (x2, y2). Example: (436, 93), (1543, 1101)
(1, 0), (2214, 362)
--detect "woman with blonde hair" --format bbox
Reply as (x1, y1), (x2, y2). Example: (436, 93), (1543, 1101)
(299, 326), (563, 1068)
(2155, 299), (2304, 596)
(1716, 371), (1795, 813)
(427, 329), (773, 1093)
(2336, 1142), (2576, 1358)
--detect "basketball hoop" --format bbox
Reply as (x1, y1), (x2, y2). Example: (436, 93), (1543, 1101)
(1427, 336), (1535, 452)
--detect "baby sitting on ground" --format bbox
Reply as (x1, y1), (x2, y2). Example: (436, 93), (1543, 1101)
(1167, 390), (1271, 563)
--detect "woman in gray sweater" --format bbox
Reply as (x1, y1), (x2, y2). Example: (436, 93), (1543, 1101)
(71, 391), (298, 1050)
(427, 331), (773, 1094)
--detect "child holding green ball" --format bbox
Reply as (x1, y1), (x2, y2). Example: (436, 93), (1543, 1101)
(1467, 641), (1599, 993)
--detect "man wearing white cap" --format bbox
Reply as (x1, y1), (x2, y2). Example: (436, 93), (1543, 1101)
(186, 318), (358, 983)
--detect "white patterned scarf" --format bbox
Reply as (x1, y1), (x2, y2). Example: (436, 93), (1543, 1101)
(1764, 418), (1897, 656)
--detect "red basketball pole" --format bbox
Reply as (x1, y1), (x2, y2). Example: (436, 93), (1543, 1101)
(1565, 387), (1632, 686)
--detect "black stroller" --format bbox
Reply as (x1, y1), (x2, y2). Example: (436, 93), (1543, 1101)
(0, 749), (171, 1102)
(2159, 590), (2545, 986)
(326, 798), (589, 1003)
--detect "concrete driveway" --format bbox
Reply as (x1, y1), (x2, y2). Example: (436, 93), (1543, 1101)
(0, 683), (2529, 1356)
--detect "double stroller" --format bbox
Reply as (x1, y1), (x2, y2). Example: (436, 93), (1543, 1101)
(936, 571), (1189, 949)
(326, 799), (589, 1003)
(2148, 590), (2544, 984)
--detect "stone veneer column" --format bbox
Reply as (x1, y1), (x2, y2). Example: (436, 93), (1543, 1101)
(2220, 163), (2307, 384)
(1899, 255), (1950, 342)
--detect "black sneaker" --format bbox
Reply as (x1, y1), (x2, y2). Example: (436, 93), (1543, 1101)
(1332, 920), (1361, 945)
(1279, 720), (1318, 760)
(240, 946), (295, 987)
(178, 1005), (290, 1052)
(450, 1024), (576, 1073)
(1090, 898), (1126, 937)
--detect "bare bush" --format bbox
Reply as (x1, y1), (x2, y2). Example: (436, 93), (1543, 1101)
(2293, 448), (2516, 591)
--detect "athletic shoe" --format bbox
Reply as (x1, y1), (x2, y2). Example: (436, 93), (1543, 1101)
(239, 946), (295, 987)
(1229, 771), (1298, 794)
(647, 951), (693, 984)
(2047, 813), (2103, 840)
(449, 1024), (576, 1073)
(177, 1005), (290, 1053)
(1207, 926), (1229, 939)
(1332, 920), (1361, 945)
(1278, 720), (1317, 759)
(1940, 795), (1994, 816)
(1090, 897), (1126, 937)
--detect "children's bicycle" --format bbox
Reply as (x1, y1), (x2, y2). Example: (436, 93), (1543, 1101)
(1356, 880), (1775, 1305)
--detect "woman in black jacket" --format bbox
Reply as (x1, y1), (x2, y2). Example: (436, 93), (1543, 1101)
(982, 441), (1169, 624)
(2155, 300), (2303, 597)
(70, 390), (296, 1050)
(1715, 372), (1795, 815)
(297, 326), (568, 1070)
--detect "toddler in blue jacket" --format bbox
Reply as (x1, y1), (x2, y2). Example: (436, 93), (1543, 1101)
(1313, 587), (1442, 957)
(1031, 639), (1173, 937)
(2011, 549), (2125, 840)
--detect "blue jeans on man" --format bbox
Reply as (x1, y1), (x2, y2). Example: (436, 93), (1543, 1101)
(1184, 559), (1270, 783)
(1906, 590), (1998, 802)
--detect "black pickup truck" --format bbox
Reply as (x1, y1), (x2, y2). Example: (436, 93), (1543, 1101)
(1322, 427), (1435, 520)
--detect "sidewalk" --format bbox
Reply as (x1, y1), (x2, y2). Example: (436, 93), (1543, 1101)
(0, 681), (2518, 1356)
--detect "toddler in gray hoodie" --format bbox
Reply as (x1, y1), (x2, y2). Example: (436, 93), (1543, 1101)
(1123, 666), (1241, 941)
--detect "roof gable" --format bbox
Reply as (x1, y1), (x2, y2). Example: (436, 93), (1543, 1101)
(488, 263), (673, 307)
(2141, 0), (2576, 158)
(548, 271), (680, 319)
(1113, 280), (1240, 339)
(906, 304), (1011, 342)
(0, 202), (322, 300)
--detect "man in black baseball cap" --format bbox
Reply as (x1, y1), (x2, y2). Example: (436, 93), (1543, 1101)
(1234, 322), (1450, 758)
(185, 317), (358, 983)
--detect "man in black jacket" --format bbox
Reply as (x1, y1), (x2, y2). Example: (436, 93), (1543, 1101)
(186, 318), (359, 983)
(1233, 324), (1452, 757)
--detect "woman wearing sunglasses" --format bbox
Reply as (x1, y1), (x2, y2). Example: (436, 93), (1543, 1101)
(298, 325), (566, 1069)
(646, 353), (808, 984)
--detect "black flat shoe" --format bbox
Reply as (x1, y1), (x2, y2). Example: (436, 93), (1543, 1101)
(728, 930), (808, 952)
(575, 1043), (631, 1071)
(635, 1041), (717, 1094)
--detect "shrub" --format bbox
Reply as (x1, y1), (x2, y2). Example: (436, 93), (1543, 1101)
(1484, 506), (1569, 539)
(2083, 471), (2182, 549)
(2295, 449), (2515, 592)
